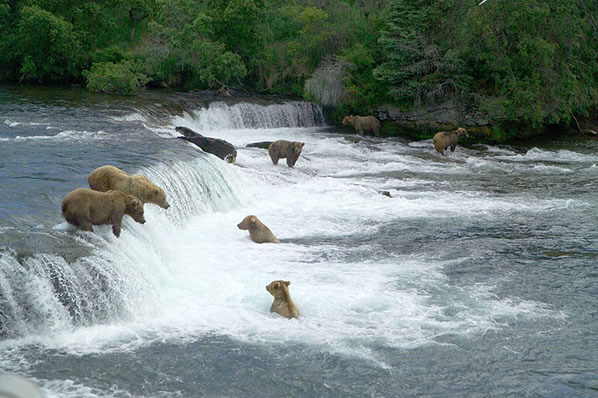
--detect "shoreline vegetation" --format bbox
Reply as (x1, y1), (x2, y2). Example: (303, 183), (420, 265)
(1, 0), (596, 144)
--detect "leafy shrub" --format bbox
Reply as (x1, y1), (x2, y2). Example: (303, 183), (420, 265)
(85, 61), (149, 95)
(17, 5), (82, 82)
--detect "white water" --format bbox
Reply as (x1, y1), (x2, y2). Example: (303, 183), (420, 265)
(0, 101), (575, 374)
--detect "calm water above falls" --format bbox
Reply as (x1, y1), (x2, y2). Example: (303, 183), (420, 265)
(0, 86), (596, 397)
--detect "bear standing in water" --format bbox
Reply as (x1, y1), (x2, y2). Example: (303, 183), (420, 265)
(268, 140), (305, 168)
(433, 127), (468, 155)
(88, 165), (170, 209)
(342, 115), (380, 137)
(266, 280), (299, 319)
(61, 188), (146, 237)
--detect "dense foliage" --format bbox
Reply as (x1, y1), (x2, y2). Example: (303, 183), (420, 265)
(0, 0), (596, 140)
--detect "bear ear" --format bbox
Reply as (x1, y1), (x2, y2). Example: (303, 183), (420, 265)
(153, 188), (160, 195)
(131, 198), (140, 206)
(284, 281), (290, 286)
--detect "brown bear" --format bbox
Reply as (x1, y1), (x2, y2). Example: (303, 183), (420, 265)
(237, 215), (279, 244)
(433, 127), (468, 155)
(268, 140), (305, 168)
(61, 188), (146, 237)
(266, 280), (299, 319)
(88, 165), (170, 209)
(342, 115), (381, 137)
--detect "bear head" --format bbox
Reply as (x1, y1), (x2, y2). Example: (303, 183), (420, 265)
(237, 215), (257, 230)
(291, 142), (305, 155)
(341, 115), (356, 126)
(151, 187), (170, 209)
(125, 195), (146, 224)
(455, 127), (468, 138)
(266, 280), (291, 299)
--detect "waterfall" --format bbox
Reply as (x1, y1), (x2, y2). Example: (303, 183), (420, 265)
(172, 100), (326, 131)
(0, 98), (326, 339)
(0, 156), (246, 339)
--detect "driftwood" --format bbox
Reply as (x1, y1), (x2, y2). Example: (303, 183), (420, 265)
(176, 126), (237, 163)
(246, 141), (273, 149)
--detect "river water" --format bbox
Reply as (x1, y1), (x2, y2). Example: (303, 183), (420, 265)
(0, 86), (596, 397)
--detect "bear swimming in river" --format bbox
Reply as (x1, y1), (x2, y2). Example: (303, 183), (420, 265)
(266, 280), (299, 319)
(237, 215), (279, 244)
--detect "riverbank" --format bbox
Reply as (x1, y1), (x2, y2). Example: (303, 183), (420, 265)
(6, 83), (596, 148)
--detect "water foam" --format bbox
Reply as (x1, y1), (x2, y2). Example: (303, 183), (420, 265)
(0, 130), (110, 142)
(498, 147), (598, 163)
(3, 138), (568, 369)
(171, 100), (325, 132)
(0, 101), (575, 369)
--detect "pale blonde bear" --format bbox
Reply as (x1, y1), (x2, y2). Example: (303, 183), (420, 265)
(88, 165), (170, 209)
(237, 215), (279, 243)
(266, 280), (299, 319)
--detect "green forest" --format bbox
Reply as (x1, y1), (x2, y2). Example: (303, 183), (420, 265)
(1, 0), (597, 142)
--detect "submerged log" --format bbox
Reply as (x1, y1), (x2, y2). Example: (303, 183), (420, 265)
(246, 141), (273, 149)
(176, 126), (237, 163)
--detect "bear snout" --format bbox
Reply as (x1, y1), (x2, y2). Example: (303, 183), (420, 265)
(163, 203), (170, 209)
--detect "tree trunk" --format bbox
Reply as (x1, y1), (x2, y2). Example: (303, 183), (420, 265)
(129, 8), (135, 41)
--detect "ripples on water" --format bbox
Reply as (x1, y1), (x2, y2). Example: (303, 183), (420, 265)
(0, 86), (596, 397)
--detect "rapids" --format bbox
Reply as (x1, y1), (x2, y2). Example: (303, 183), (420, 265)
(0, 86), (596, 397)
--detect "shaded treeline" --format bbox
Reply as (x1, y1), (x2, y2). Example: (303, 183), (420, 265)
(0, 0), (596, 141)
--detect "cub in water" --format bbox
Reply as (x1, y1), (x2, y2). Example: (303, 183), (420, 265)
(237, 215), (279, 244)
(266, 280), (299, 319)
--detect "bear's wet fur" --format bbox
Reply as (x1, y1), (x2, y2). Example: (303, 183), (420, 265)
(237, 215), (279, 243)
(266, 280), (299, 319)
(268, 140), (305, 168)
(61, 188), (145, 237)
(433, 127), (468, 155)
(88, 165), (170, 209)
(342, 115), (381, 137)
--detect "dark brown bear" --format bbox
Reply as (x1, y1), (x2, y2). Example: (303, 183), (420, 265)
(268, 140), (305, 168)
(61, 188), (146, 237)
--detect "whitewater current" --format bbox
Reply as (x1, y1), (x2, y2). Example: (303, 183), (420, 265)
(0, 87), (596, 397)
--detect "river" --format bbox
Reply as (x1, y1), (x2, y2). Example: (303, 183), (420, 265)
(0, 86), (596, 397)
